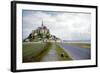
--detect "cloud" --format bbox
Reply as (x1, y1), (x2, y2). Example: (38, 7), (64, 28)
(22, 10), (91, 41)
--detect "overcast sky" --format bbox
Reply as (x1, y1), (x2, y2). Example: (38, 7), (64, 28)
(22, 10), (91, 41)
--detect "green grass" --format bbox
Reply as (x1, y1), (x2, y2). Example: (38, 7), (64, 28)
(55, 44), (72, 61)
(33, 42), (52, 62)
(23, 42), (52, 63)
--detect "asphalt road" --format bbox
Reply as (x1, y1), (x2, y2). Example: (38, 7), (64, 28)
(60, 43), (91, 60)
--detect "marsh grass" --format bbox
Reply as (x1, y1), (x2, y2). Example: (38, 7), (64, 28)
(22, 42), (52, 63)
(55, 44), (72, 61)
(66, 43), (91, 49)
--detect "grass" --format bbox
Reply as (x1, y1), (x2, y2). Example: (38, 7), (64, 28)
(22, 42), (52, 63)
(67, 43), (91, 49)
(55, 44), (72, 61)
(32, 42), (52, 62)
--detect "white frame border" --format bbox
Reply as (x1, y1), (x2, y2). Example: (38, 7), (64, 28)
(16, 3), (96, 70)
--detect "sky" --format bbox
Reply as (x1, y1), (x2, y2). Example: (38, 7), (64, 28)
(22, 10), (91, 41)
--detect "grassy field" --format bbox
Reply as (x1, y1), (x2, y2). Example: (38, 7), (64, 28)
(22, 42), (52, 63)
(23, 42), (89, 63)
(66, 43), (91, 49)
(55, 44), (72, 61)
(23, 42), (73, 63)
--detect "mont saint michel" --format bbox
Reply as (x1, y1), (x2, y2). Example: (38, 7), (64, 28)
(23, 21), (61, 42)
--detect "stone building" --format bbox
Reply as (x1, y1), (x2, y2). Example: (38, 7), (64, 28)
(24, 21), (61, 42)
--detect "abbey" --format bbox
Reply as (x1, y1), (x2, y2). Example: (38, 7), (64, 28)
(24, 21), (61, 42)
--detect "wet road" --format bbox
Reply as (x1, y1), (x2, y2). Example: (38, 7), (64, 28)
(60, 43), (91, 60)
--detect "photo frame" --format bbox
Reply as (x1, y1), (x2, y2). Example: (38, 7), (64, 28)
(11, 1), (98, 72)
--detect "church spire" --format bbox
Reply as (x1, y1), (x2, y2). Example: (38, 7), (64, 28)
(42, 20), (44, 27)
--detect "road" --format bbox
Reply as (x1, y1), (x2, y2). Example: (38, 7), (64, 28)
(41, 44), (59, 62)
(60, 43), (91, 60)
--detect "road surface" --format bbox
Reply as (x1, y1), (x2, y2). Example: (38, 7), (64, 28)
(41, 44), (59, 62)
(60, 43), (91, 60)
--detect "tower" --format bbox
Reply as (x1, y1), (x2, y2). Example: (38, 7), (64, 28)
(42, 20), (44, 27)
